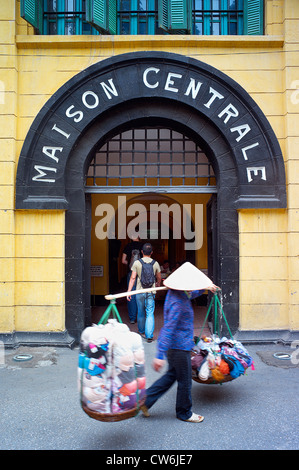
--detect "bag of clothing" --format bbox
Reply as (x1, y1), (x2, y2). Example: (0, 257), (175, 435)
(78, 319), (146, 421)
(191, 335), (254, 384)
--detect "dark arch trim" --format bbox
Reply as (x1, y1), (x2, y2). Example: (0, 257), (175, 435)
(16, 51), (286, 210)
(65, 100), (238, 341)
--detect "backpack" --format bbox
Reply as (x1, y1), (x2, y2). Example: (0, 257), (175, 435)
(139, 259), (156, 288)
(129, 248), (141, 269)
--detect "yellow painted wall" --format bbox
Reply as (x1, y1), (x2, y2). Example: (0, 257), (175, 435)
(14, 211), (65, 331)
(0, 0), (298, 334)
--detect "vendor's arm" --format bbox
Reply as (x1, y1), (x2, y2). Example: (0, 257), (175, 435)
(208, 284), (219, 293)
(152, 358), (166, 372)
(190, 283), (219, 299)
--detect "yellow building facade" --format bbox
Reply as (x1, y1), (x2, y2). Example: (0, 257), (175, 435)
(0, 0), (298, 346)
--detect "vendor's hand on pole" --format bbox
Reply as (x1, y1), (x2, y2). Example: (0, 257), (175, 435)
(127, 293), (131, 301)
(208, 284), (220, 293)
(152, 358), (165, 372)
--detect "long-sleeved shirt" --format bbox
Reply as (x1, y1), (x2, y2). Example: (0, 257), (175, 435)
(156, 289), (205, 360)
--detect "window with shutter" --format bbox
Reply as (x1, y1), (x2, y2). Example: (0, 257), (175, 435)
(86, 0), (107, 32)
(158, 0), (192, 33)
(21, 0), (43, 33)
(86, 0), (117, 34)
(108, 0), (117, 35)
(20, 0), (264, 36)
(244, 0), (263, 35)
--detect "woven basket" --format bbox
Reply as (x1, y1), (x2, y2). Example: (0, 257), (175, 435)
(191, 351), (235, 385)
(192, 370), (234, 385)
(81, 398), (146, 422)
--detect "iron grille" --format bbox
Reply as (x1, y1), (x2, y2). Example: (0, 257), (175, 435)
(86, 127), (216, 193)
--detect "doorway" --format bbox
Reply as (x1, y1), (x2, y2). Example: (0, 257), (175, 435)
(89, 192), (216, 338)
(86, 125), (218, 337)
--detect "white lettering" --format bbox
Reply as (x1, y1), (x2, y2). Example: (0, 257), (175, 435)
(165, 72), (182, 93)
(247, 166), (266, 182)
(0, 340), (5, 366)
(204, 87), (224, 109)
(117, 196), (127, 239)
(94, 198), (205, 250)
(127, 203), (148, 239)
(218, 103), (239, 124)
(231, 124), (251, 142)
(52, 124), (70, 139)
(100, 78), (118, 100)
(82, 90), (99, 109)
(95, 204), (115, 240)
(66, 105), (84, 123)
(106, 455), (141, 467)
(241, 142), (259, 160)
(291, 341), (299, 365)
(42, 146), (63, 163)
(143, 67), (160, 89)
(184, 78), (203, 99)
(32, 165), (57, 183)
(150, 203), (181, 240)
(183, 204), (203, 250)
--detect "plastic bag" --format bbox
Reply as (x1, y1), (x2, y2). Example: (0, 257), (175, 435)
(78, 320), (146, 421)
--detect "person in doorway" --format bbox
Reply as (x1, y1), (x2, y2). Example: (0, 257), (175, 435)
(127, 243), (161, 342)
(122, 236), (143, 323)
(160, 260), (171, 280)
(140, 262), (219, 423)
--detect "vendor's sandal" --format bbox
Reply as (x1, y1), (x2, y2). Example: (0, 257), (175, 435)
(184, 413), (204, 423)
(140, 405), (150, 417)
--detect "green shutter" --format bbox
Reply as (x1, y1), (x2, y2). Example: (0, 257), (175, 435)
(108, 0), (117, 35)
(158, 0), (192, 33)
(86, 0), (106, 32)
(158, 0), (169, 31)
(20, 0), (43, 33)
(244, 0), (264, 35)
(86, 0), (117, 34)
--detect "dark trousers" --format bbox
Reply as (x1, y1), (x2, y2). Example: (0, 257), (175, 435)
(145, 349), (192, 421)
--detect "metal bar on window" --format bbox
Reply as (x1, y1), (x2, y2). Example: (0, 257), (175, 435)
(86, 127), (217, 192)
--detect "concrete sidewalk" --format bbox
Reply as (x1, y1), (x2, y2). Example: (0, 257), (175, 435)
(0, 339), (298, 451)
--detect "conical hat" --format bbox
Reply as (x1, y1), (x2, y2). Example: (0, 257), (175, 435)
(163, 262), (213, 291)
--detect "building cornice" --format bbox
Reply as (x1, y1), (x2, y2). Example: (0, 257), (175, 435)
(15, 34), (285, 50)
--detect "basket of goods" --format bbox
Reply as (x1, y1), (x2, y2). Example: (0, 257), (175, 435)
(78, 300), (146, 422)
(191, 292), (254, 385)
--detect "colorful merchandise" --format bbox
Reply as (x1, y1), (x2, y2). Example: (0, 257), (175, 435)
(191, 335), (254, 384)
(78, 319), (146, 420)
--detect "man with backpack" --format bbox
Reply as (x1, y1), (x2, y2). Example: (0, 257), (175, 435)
(127, 243), (161, 342)
(122, 236), (143, 324)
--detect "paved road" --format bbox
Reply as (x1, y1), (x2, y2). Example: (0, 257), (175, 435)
(0, 341), (298, 451)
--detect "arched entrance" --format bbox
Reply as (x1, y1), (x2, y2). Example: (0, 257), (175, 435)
(88, 124), (213, 299)
(16, 52), (286, 343)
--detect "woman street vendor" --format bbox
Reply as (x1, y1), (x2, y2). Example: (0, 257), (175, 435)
(140, 262), (219, 423)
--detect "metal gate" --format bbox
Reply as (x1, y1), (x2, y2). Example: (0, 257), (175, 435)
(85, 127), (217, 194)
